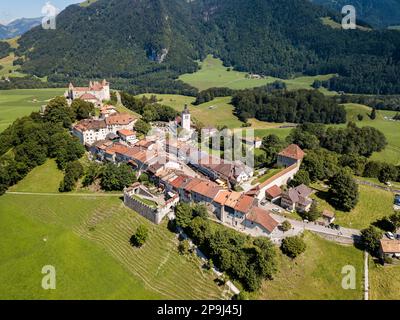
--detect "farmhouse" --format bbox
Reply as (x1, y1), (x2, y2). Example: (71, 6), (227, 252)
(265, 185), (283, 202)
(244, 206), (280, 235)
(281, 184), (313, 213)
(380, 239), (400, 261)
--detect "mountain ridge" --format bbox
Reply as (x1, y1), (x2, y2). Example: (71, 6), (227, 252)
(0, 17), (42, 40)
(11, 0), (400, 94)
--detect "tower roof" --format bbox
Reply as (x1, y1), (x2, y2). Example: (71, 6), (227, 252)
(182, 104), (190, 115)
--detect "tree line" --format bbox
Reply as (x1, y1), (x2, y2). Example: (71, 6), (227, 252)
(173, 202), (277, 292)
(232, 89), (346, 124)
(0, 97), (88, 195)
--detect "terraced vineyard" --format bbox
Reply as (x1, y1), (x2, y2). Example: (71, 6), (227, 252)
(0, 159), (228, 300)
(0, 193), (228, 299)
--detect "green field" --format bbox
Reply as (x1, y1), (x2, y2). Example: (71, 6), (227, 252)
(0, 88), (65, 132)
(0, 161), (227, 300)
(179, 55), (336, 92)
(341, 104), (400, 165)
(257, 232), (364, 300)
(312, 183), (395, 230)
(138, 93), (243, 128)
(369, 259), (400, 300)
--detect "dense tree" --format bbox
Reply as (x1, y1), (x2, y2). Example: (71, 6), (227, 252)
(134, 119), (152, 136)
(370, 108), (377, 120)
(301, 148), (339, 182)
(100, 163), (136, 191)
(175, 202), (193, 229)
(130, 225), (149, 248)
(232, 90), (346, 124)
(280, 236), (306, 259)
(328, 170), (359, 211)
(261, 134), (286, 166)
(280, 220), (292, 232)
(378, 164), (398, 183)
(360, 226), (383, 257)
(300, 202), (321, 222)
(339, 154), (367, 176)
(82, 163), (103, 187)
(178, 239), (191, 255)
(288, 169), (311, 188)
(71, 99), (95, 120)
(43, 96), (75, 128)
(59, 160), (84, 192)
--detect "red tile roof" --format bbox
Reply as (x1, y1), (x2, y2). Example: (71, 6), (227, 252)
(105, 113), (137, 126)
(279, 144), (305, 160)
(213, 190), (232, 206)
(80, 93), (99, 101)
(265, 185), (282, 199)
(170, 175), (190, 189)
(246, 207), (279, 233)
(118, 129), (136, 137)
(234, 195), (256, 214)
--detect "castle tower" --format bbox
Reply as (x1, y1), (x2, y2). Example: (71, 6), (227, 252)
(102, 79), (110, 101)
(182, 104), (191, 131)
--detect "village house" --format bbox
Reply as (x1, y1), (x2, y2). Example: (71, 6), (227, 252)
(281, 184), (313, 213)
(100, 105), (118, 118)
(243, 206), (280, 235)
(118, 129), (138, 145)
(277, 144), (305, 168)
(321, 209), (336, 225)
(73, 112), (137, 145)
(265, 185), (283, 203)
(65, 80), (111, 107)
(380, 239), (400, 261)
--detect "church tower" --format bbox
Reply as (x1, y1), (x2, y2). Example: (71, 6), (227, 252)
(182, 104), (191, 131)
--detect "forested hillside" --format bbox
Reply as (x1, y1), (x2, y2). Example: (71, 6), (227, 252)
(12, 0), (400, 94)
(232, 89), (346, 124)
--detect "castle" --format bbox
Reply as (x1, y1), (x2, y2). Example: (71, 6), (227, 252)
(65, 80), (111, 107)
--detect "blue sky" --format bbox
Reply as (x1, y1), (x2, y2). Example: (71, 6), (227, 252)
(0, 0), (80, 24)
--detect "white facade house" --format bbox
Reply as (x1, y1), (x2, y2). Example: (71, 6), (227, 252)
(73, 113), (137, 145)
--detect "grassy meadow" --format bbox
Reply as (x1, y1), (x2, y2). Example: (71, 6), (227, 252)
(312, 183), (396, 230)
(341, 104), (400, 165)
(179, 55), (336, 92)
(0, 160), (227, 300)
(256, 232), (364, 300)
(369, 259), (400, 300)
(138, 93), (243, 128)
(0, 88), (65, 132)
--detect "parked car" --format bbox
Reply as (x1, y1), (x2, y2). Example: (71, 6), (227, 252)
(386, 232), (395, 240)
(260, 201), (267, 206)
(272, 208), (281, 213)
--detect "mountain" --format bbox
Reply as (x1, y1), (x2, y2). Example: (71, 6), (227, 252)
(13, 0), (400, 94)
(0, 17), (42, 40)
(311, 0), (400, 28)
